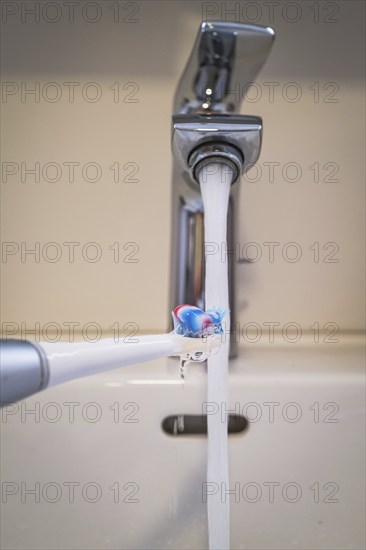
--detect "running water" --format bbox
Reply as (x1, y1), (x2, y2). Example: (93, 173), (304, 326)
(199, 162), (233, 550)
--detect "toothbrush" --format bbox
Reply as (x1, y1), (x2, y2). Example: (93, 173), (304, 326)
(172, 305), (226, 378)
(0, 306), (223, 406)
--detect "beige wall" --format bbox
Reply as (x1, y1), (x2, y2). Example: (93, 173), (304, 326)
(1, 0), (365, 338)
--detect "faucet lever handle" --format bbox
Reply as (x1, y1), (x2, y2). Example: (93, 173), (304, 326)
(174, 22), (275, 115)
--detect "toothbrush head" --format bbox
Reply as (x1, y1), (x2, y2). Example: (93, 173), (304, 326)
(172, 304), (226, 338)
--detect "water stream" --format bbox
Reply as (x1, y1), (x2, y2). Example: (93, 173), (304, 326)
(199, 162), (233, 550)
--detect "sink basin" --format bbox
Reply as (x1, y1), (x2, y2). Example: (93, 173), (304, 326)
(1, 337), (364, 549)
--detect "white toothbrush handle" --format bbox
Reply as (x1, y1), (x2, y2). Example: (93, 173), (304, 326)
(0, 335), (219, 405)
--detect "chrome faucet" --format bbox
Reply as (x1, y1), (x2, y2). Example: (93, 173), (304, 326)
(169, 22), (275, 357)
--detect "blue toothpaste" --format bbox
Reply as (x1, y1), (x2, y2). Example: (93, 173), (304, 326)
(172, 304), (226, 338)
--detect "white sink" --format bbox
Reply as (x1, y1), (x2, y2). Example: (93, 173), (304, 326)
(1, 337), (364, 549)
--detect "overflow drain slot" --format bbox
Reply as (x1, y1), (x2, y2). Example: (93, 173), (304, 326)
(162, 414), (248, 436)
